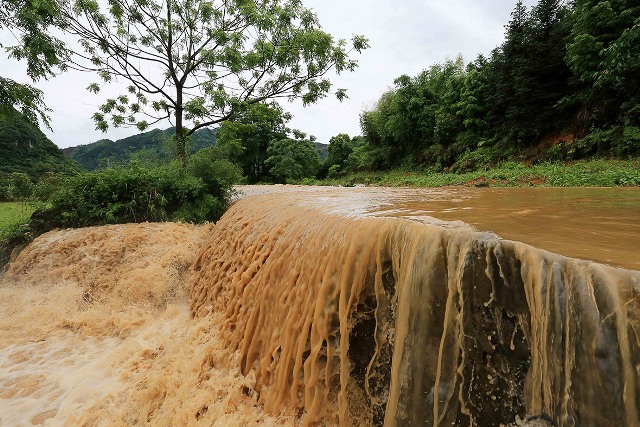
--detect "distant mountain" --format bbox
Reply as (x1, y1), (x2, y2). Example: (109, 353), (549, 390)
(0, 109), (82, 178)
(314, 142), (328, 159)
(64, 127), (217, 170)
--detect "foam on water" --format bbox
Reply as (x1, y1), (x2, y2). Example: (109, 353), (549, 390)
(1, 222), (296, 426)
(2, 189), (640, 426)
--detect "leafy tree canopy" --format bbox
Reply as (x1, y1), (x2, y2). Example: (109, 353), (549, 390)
(216, 102), (289, 182)
(0, 0), (67, 126)
(357, 0), (639, 171)
(59, 0), (369, 164)
(265, 134), (320, 183)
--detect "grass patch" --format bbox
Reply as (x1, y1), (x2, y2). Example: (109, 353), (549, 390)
(0, 202), (34, 236)
(0, 202), (36, 271)
(305, 159), (640, 188)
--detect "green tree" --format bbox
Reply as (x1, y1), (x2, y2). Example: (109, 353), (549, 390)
(0, 0), (67, 125)
(566, 0), (640, 127)
(265, 134), (320, 183)
(323, 133), (367, 176)
(59, 0), (368, 165)
(325, 133), (352, 170)
(7, 172), (34, 200)
(360, 57), (469, 168)
(518, 0), (572, 138)
(486, 0), (572, 143)
(216, 102), (290, 182)
(188, 146), (243, 198)
(487, 1), (530, 140)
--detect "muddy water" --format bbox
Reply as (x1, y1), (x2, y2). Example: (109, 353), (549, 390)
(0, 223), (297, 426)
(236, 185), (640, 270)
(2, 186), (639, 427)
(193, 187), (640, 426)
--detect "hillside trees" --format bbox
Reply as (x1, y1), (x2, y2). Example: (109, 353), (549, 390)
(489, 0), (572, 142)
(567, 0), (640, 133)
(59, 0), (368, 165)
(0, 108), (81, 177)
(357, 0), (640, 171)
(359, 57), (469, 169)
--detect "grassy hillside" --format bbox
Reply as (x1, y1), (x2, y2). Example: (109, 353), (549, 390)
(64, 127), (217, 170)
(0, 109), (82, 177)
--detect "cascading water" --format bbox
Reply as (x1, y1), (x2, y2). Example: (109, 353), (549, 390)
(1, 187), (639, 426)
(191, 191), (640, 426)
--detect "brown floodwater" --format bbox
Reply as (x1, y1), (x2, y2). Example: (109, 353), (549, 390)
(236, 185), (640, 271)
(195, 188), (640, 425)
(2, 185), (639, 426)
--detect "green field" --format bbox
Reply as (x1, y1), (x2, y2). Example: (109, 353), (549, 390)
(0, 202), (34, 237)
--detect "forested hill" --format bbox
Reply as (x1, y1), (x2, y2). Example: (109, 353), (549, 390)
(352, 0), (640, 173)
(0, 109), (82, 177)
(64, 127), (217, 170)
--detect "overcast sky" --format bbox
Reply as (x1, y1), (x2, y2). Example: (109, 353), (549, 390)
(1, 0), (538, 149)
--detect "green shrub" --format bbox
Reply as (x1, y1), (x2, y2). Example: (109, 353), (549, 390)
(188, 147), (243, 199)
(450, 146), (503, 173)
(327, 164), (342, 178)
(618, 126), (640, 156)
(573, 126), (640, 158)
(31, 162), (235, 232)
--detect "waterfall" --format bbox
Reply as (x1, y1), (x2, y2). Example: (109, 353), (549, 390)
(191, 193), (640, 426)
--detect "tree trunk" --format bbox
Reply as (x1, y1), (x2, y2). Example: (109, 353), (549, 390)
(175, 97), (187, 167)
(175, 129), (187, 168)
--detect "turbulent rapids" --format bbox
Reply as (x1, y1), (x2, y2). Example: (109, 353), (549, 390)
(2, 188), (640, 426)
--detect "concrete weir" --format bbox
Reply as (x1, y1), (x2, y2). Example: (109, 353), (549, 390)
(191, 191), (640, 426)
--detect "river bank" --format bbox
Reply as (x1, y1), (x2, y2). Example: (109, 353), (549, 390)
(304, 159), (640, 188)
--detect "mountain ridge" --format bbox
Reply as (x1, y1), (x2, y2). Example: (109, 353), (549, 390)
(63, 127), (218, 170)
(0, 109), (82, 178)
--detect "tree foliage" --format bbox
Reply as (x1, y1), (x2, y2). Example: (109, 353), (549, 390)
(59, 0), (368, 164)
(357, 0), (640, 172)
(215, 102), (289, 182)
(0, 0), (67, 125)
(215, 101), (321, 183)
(566, 0), (640, 128)
(265, 134), (319, 182)
(322, 133), (365, 177)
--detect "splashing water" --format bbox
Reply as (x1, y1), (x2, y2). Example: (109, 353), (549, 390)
(0, 222), (296, 426)
(191, 189), (640, 426)
(2, 188), (640, 426)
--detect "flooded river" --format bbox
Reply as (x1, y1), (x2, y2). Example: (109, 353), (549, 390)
(237, 185), (640, 271)
(1, 185), (639, 426)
